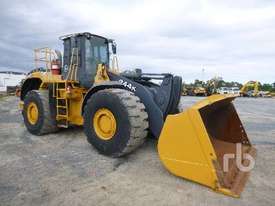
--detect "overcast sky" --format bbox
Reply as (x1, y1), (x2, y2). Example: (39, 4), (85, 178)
(0, 0), (274, 83)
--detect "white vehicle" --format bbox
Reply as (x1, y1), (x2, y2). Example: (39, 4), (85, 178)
(217, 87), (240, 96)
(217, 87), (230, 94)
(229, 87), (240, 96)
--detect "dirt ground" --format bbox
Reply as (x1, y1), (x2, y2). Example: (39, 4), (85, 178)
(0, 96), (275, 206)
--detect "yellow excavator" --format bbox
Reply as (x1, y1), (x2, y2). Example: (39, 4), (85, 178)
(240, 81), (260, 97)
(19, 32), (256, 197)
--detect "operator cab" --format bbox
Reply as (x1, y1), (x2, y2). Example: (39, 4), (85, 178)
(60, 32), (116, 88)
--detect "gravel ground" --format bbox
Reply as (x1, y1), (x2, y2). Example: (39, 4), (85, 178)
(0, 96), (275, 206)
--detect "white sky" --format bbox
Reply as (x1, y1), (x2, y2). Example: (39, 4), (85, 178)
(0, 0), (274, 83)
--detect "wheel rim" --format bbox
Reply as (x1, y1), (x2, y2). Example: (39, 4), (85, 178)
(27, 102), (39, 125)
(93, 108), (117, 140)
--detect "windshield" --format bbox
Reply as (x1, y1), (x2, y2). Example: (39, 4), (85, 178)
(82, 36), (109, 86)
(85, 37), (109, 67)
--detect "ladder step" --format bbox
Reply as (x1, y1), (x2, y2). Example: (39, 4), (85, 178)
(57, 115), (68, 119)
(57, 82), (66, 85)
(57, 124), (68, 128)
(54, 82), (69, 128)
(57, 106), (67, 108)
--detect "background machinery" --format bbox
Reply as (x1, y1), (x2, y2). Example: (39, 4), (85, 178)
(182, 86), (207, 96)
(240, 81), (260, 97)
(182, 78), (218, 96)
(19, 32), (256, 197)
(182, 84), (207, 96)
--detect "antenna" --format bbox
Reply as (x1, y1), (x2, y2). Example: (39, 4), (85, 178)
(202, 66), (205, 82)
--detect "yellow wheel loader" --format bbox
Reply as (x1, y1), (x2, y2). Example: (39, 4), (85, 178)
(240, 81), (260, 97)
(19, 32), (256, 197)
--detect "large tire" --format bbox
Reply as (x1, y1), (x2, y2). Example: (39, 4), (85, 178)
(83, 89), (149, 157)
(22, 90), (58, 135)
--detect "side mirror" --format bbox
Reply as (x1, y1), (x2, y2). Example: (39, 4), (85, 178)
(112, 43), (117, 54)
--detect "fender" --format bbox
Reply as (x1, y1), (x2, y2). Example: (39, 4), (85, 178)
(82, 80), (164, 138)
(20, 78), (42, 100)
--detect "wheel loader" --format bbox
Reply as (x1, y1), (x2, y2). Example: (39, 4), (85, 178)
(19, 32), (256, 197)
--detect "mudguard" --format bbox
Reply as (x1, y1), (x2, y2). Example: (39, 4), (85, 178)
(82, 80), (164, 138)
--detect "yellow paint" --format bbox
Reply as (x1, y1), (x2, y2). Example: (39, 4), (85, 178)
(193, 87), (207, 96)
(30, 72), (63, 89)
(94, 64), (110, 84)
(22, 73), (86, 126)
(68, 97), (84, 125)
(158, 108), (217, 188)
(27, 102), (39, 125)
(93, 108), (117, 140)
(19, 101), (24, 110)
(54, 81), (85, 126)
(21, 72), (255, 197)
(158, 94), (255, 197)
(240, 81), (260, 96)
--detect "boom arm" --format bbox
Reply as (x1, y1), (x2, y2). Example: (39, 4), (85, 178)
(240, 81), (260, 96)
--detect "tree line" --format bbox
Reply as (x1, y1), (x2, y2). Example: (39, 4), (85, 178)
(183, 77), (275, 92)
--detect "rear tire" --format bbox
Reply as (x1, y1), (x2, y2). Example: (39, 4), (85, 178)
(22, 90), (58, 135)
(83, 89), (149, 157)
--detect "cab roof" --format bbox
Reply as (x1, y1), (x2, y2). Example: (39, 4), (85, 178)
(59, 32), (111, 42)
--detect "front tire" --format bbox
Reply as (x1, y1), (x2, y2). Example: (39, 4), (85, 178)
(83, 89), (149, 157)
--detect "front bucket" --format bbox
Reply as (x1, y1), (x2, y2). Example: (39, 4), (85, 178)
(158, 95), (256, 197)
